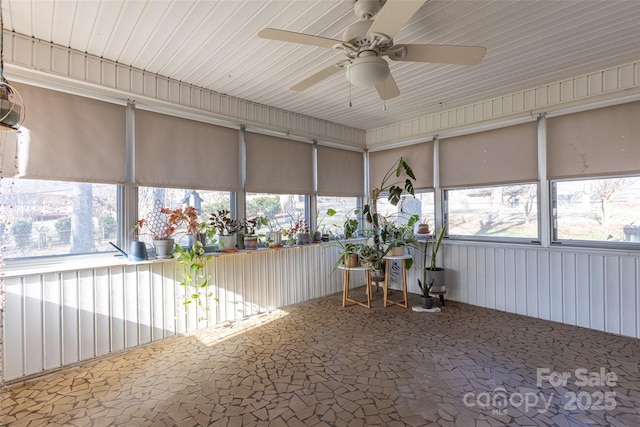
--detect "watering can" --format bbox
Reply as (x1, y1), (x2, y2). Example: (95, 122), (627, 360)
(109, 241), (148, 261)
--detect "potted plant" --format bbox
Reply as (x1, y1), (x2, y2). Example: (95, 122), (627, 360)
(264, 219), (285, 248)
(363, 157), (416, 274)
(417, 219), (430, 235)
(426, 226), (447, 293)
(380, 214), (419, 258)
(208, 209), (242, 252)
(331, 212), (360, 271)
(312, 208), (337, 242)
(137, 204), (199, 258)
(284, 218), (308, 245)
(242, 216), (268, 250)
(174, 240), (215, 322)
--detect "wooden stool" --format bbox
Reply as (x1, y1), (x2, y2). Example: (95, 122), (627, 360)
(382, 255), (412, 308)
(338, 265), (373, 308)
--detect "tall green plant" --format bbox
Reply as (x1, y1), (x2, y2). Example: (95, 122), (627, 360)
(362, 157), (416, 270)
(429, 227), (446, 270)
(174, 241), (216, 322)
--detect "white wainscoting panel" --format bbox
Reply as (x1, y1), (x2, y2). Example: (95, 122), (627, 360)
(445, 243), (640, 339)
(4, 244), (343, 382)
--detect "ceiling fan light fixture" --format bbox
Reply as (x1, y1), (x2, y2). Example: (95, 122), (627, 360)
(346, 55), (390, 87)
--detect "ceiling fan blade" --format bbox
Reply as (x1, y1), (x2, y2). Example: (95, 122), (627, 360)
(258, 28), (342, 49)
(390, 44), (487, 65)
(290, 64), (343, 91)
(368, 0), (427, 39)
(375, 73), (400, 101)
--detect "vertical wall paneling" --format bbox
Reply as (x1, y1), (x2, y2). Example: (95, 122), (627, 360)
(7, 243), (637, 383)
(504, 249), (517, 313)
(604, 256), (621, 334)
(110, 267), (125, 352)
(620, 257), (637, 338)
(515, 250), (528, 316)
(4, 278), (23, 380)
(526, 251), (539, 318)
(589, 256), (605, 332)
(43, 273), (62, 370)
(537, 252), (551, 321)
(439, 244), (638, 340)
(576, 254), (591, 328)
(494, 248), (506, 311)
(78, 270), (96, 362)
(95, 268), (111, 357)
(124, 266), (139, 348)
(24, 276), (43, 376)
(562, 253), (577, 325)
(62, 272), (79, 366)
(137, 266), (152, 344)
(475, 247), (486, 308)
(549, 252), (564, 323)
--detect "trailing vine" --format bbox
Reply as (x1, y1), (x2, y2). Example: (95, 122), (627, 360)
(174, 241), (216, 322)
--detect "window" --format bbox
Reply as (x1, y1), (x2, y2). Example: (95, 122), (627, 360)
(138, 187), (231, 246)
(375, 192), (435, 232)
(246, 193), (306, 233)
(445, 184), (538, 240)
(0, 178), (119, 259)
(317, 196), (359, 235)
(552, 176), (640, 245)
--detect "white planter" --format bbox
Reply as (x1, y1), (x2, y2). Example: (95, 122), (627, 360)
(153, 239), (175, 259)
(426, 268), (446, 292)
(218, 235), (237, 252)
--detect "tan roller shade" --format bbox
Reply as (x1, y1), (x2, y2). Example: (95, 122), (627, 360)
(245, 132), (313, 194)
(0, 132), (20, 178)
(13, 83), (125, 183)
(369, 142), (434, 190)
(547, 101), (640, 179)
(439, 122), (537, 188)
(135, 109), (239, 191)
(317, 145), (364, 197)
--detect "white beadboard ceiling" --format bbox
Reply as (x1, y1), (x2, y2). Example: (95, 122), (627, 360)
(5, 0), (640, 131)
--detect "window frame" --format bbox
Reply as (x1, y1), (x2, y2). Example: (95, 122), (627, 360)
(550, 174), (640, 250)
(443, 182), (541, 244)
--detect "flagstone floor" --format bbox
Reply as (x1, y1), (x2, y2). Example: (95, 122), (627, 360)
(2, 288), (640, 427)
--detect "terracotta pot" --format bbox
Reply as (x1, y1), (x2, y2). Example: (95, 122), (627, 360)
(344, 253), (359, 268)
(418, 224), (430, 234)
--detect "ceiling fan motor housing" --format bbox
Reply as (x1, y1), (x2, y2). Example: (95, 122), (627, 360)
(353, 0), (381, 19)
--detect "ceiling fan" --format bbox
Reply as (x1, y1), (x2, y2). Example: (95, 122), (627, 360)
(258, 0), (486, 101)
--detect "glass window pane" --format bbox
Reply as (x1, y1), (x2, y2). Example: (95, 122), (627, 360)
(246, 192), (306, 232)
(1, 178), (119, 259)
(553, 176), (640, 243)
(375, 192), (435, 232)
(446, 184), (538, 239)
(138, 187), (231, 245)
(316, 196), (359, 235)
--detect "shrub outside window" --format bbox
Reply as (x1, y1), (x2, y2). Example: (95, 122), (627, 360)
(1, 178), (119, 259)
(552, 176), (640, 245)
(445, 184), (538, 240)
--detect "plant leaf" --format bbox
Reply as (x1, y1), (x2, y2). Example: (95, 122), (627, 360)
(405, 179), (415, 196)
